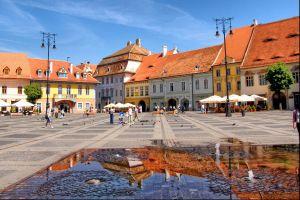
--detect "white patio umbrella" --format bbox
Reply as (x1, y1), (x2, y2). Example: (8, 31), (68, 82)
(115, 103), (126, 108)
(240, 94), (255, 102)
(11, 99), (34, 107)
(124, 103), (136, 107)
(251, 94), (267, 101)
(200, 95), (225, 103)
(104, 103), (116, 108)
(0, 99), (10, 107)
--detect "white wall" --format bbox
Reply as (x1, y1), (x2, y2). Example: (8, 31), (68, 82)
(0, 79), (29, 103)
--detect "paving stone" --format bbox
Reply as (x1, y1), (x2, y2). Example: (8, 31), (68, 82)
(172, 128), (203, 132)
(0, 170), (15, 178)
(0, 151), (57, 161)
(1, 134), (43, 139)
(56, 134), (98, 139)
(124, 129), (153, 132)
(117, 134), (152, 139)
(30, 141), (80, 147)
(0, 141), (16, 146)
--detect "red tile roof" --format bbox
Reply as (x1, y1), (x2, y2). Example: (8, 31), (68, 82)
(128, 45), (222, 82)
(242, 16), (300, 68)
(0, 52), (31, 79)
(76, 62), (97, 74)
(214, 25), (254, 66)
(29, 58), (98, 84)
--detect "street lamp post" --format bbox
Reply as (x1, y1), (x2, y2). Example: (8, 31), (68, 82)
(41, 32), (57, 117)
(215, 17), (233, 117)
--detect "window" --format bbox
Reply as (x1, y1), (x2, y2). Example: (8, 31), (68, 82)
(16, 67), (22, 75)
(140, 86), (144, 96)
(216, 69), (221, 77)
(145, 86), (149, 96)
(3, 67), (10, 75)
(160, 84), (163, 93)
(18, 86), (22, 94)
(111, 76), (113, 83)
(106, 88), (109, 97)
(237, 81), (241, 90)
(2, 86), (7, 94)
(76, 73), (81, 79)
(246, 76), (254, 87)
(259, 74), (267, 85)
(292, 71), (299, 83)
(58, 85), (62, 94)
(86, 86), (90, 95)
(101, 89), (105, 97)
(126, 88), (129, 97)
(102, 77), (105, 84)
(195, 80), (199, 90)
(170, 83), (174, 92)
(120, 90), (123, 97)
(107, 67), (110, 72)
(45, 70), (50, 77)
(227, 82), (231, 91)
(115, 77), (118, 83)
(37, 70), (42, 77)
(58, 72), (67, 78)
(83, 74), (87, 79)
(181, 82), (186, 91)
(77, 103), (83, 109)
(226, 69), (231, 76)
(153, 85), (156, 93)
(217, 83), (221, 92)
(67, 85), (71, 95)
(236, 68), (240, 75)
(86, 103), (90, 109)
(106, 77), (109, 84)
(98, 92), (101, 98)
(130, 87), (134, 97)
(110, 88), (113, 97)
(204, 79), (208, 89)
(115, 89), (118, 97)
(78, 85), (82, 95)
(120, 77), (123, 82)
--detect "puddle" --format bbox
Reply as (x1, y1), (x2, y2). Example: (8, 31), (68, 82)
(0, 144), (299, 199)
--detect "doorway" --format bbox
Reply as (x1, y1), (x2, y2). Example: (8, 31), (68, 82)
(272, 92), (286, 109)
(168, 99), (177, 108)
(138, 100), (146, 112)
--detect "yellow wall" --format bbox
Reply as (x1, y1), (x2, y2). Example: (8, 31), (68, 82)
(213, 64), (241, 96)
(125, 81), (150, 110)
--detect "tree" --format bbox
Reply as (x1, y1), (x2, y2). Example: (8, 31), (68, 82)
(265, 62), (294, 93)
(24, 83), (43, 103)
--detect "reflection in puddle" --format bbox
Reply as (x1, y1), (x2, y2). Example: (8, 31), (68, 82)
(0, 143), (299, 199)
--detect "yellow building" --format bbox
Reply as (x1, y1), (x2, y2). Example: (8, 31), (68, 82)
(212, 24), (254, 96)
(29, 58), (98, 113)
(125, 81), (150, 112)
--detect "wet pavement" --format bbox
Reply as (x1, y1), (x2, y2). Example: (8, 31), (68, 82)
(0, 141), (298, 199)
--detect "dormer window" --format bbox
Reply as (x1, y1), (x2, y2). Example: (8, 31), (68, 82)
(3, 67), (10, 75)
(76, 72), (81, 79)
(148, 65), (154, 68)
(58, 67), (67, 78)
(271, 54), (284, 59)
(254, 56), (265, 61)
(263, 36), (278, 42)
(83, 73), (87, 79)
(37, 69), (43, 77)
(291, 50), (300, 56)
(45, 70), (50, 77)
(194, 65), (200, 70)
(16, 67), (22, 75)
(107, 67), (110, 72)
(287, 33), (299, 38)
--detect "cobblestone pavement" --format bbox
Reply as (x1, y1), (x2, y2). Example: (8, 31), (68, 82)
(0, 110), (298, 190)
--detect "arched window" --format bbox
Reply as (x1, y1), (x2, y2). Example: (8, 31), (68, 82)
(37, 69), (43, 77)
(16, 67), (22, 75)
(204, 79), (208, 89)
(3, 67), (10, 75)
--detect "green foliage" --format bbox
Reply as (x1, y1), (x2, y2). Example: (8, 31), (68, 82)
(24, 83), (42, 103)
(265, 62), (294, 92)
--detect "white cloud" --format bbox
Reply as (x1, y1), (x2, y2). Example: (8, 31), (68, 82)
(0, 0), (44, 36)
(13, 0), (214, 41)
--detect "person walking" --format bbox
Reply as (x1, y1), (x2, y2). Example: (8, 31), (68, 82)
(45, 108), (53, 128)
(293, 108), (300, 134)
(109, 108), (114, 124)
(128, 106), (133, 125)
(133, 108), (140, 122)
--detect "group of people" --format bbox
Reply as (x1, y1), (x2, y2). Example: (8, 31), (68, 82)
(45, 107), (67, 128)
(108, 106), (142, 125)
(154, 105), (186, 115)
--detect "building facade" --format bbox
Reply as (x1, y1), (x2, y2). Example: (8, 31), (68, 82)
(0, 53), (31, 111)
(124, 81), (150, 112)
(29, 58), (98, 113)
(241, 17), (300, 110)
(94, 39), (149, 109)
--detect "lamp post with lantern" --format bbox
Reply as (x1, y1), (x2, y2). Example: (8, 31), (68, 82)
(215, 17), (233, 117)
(40, 32), (57, 117)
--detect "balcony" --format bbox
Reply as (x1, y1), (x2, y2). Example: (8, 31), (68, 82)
(53, 94), (77, 103)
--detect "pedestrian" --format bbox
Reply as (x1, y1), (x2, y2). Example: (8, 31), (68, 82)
(293, 108), (300, 134)
(241, 105), (246, 117)
(201, 104), (205, 113)
(61, 109), (65, 118)
(119, 111), (124, 125)
(133, 108), (140, 122)
(139, 105), (143, 113)
(51, 108), (54, 117)
(109, 108), (114, 124)
(128, 106), (133, 125)
(45, 108), (53, 128)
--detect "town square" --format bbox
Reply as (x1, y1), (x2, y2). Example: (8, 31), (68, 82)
(0, 0), (299, 199)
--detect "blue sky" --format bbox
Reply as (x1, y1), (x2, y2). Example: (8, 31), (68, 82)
(0, 0), (298, 65)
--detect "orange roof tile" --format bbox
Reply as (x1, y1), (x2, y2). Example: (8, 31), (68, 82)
(128, 45), (222, 82)
(242, 16), (300, 68)
(76, 62), (97, 74)
(0, 52), (31, 79)
(29, 58), (98, 84)
(214, 25), (254, 65)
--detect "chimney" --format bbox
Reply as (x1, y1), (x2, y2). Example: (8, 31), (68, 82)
(173, 46), (178, 54)
(135, 38), (141, 47)
(49, 61), (53, 73)
(70, 63), (73, 74)
(253, 19), (258, 26)
(162, 45), (167, 57)
(126, 41), (132, 46)
(87, 61), (90, 64)
(148, 51), (152, 55)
